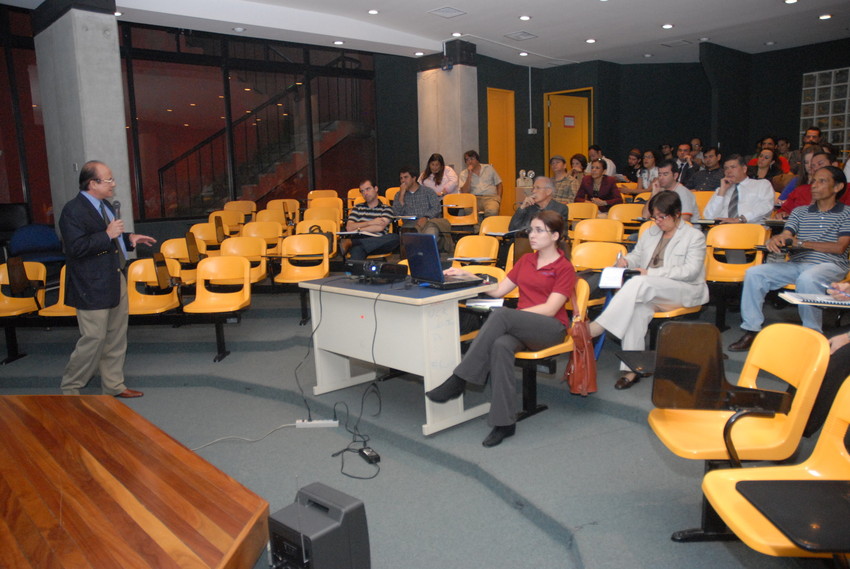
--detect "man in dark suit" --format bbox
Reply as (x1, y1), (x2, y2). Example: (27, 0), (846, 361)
(59, 160), (156, 397)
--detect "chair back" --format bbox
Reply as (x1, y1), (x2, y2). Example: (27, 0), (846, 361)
(275, 234), (330, 284)
(219, 236), (268, 284)
(572, 218), (624, 245)
(266, 199), (301, 224)
(303, 206), (340, 223)
(184, 256), (251, 313)
(39, 265), (76, 316)
(704, 223), (766, 282)
(241, 221), (283, 255)
(567, 202), (599, 223)
(295, 219), (338, 257)
(223, 200), (257, 221)
(0, 260), (47, 315)
(308, 197), (344, 223)
(693, 191), (714, 219)
(190, 222), (224, 255)
(127, 257), (181, 315)
(570, 241), (627, 271)
(607, 203), (645, 226)
(307, 189), (339, 204)
(478, 215), (512, 235)
(442, 193), (478, 227)
(347, 188), (361, 210)
(209, 210), (244, 235)
(385, 187), (401, 203)
(451, 235), (499, 268)
(808, 378), (850, 473)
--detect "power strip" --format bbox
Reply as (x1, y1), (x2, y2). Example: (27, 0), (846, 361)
(295, 419), (339, 429)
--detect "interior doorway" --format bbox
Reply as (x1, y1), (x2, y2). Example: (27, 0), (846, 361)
(544, 89), (592, 176)
(486, 87), (516, 215)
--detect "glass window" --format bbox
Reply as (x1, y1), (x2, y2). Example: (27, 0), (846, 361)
(0, 47), (24, 205)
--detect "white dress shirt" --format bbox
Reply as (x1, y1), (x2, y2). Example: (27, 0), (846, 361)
(702, 177), (774, 223)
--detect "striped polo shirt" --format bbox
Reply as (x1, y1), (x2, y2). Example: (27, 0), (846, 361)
(785, 202), (850, 269)
(347, 201), (394, 235)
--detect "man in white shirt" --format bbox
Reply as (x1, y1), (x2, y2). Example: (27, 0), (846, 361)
(702, 154), (774, 224)
(642, 160), (698, 222)
(587, 145), (617, 177)
(458, 149), (503, 217)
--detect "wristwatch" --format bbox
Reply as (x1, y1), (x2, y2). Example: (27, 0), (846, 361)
(738, 215), (746, 223)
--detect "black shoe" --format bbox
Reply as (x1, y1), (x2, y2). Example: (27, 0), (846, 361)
(482, 424), (516, 447)
(614, 373), (640, 390)
(426, 374), (466, 403)
(728, 331), (757, 352)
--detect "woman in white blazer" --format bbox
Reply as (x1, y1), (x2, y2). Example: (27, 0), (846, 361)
(588, 190), (709, 389)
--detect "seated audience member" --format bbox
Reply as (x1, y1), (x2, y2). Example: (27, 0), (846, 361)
(575, 158), (623, 214)
(702, 154), (774, 224)
(659, 143), (674, 161)
(789, 126), (823, 174)
(674, 142), (698, 189)
(588, 191), (708, 389)
(778, 152), (846, 218)
(509, 176), (569, 231)
(778, 144), (821, 201)
(690, 137), (705, 169)
(637, 150), (660, 191)
(729, 167), (850, 351)
(747, 147), (783, 186)
(459, 149), (503, 217)
(550, 154), (583, 204)
(342, 178), (399, 260)
(426, 210), (576, 447)
(394, 165), (452, 249)
(643, 160), (698, 222)
(620, 150), (642, 183)
(777, 137), (792, 162)
(587, 145), (617, 177)
(747, 135), (791, 173)
(419, 153), (458, 198)
(689, 146), (723, 192)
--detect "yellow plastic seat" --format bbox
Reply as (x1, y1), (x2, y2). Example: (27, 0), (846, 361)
(190, 222), (226, 256)
(160, 235), (206, 285)
(266, 199), (301, 224)
(219, 236), (268, 284)
(308, 197), (344, 223)
(241, 221), (284, 257)
(693, 191), (714, 219)
(704, 223), (767, 330)
(514, 278), (591, 418)
(442, 193), (478, 231)
(606, 203), (645, 236)
(701, 377), (850, 561)
(450, 235), (499, 268)
(127, 257), (182, 315)
(634, 191), (652, 202)
(478, 215), (512, 236)
(295, 219), (338, 258)
(183, 256), (251, 314)
(223, 200), (257, 221)
(566, 202), (598, 238)
(570, 241), (627, 309)
(39, 265), (76, 317)
(307, 189), (339, 204)
(572, 218), (624, 246)
(385, 187), (400, 203)
(274, 234), (330, 324)
(209, 209), (244, 236)
(303, 206), (340, 224)
(648, 323), (829, 541)
(0, 260), (46, 316)
(346, 188), (361, 210)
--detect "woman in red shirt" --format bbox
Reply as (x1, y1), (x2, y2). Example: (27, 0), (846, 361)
(426, 210), (577, 447)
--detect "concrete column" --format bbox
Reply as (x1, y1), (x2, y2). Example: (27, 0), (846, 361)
(33, 0), (135, 233)
(416, 40), (479, 174)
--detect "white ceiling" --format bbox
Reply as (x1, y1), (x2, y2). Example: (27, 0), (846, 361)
(7, 0), (850, 66)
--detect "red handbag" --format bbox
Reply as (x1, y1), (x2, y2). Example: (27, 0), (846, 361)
(563, 295), (597, 396)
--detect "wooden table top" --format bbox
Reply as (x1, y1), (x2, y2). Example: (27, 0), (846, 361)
(0, 395), (268, 569)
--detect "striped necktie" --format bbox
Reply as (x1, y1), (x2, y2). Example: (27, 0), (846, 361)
(728, 184), (739, 218)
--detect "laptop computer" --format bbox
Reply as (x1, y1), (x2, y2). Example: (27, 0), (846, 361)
(402, 233), (484, 290)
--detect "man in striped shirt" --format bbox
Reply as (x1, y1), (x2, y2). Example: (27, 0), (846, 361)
(729, 166), (850, 351)
(343, 179), (398, 260)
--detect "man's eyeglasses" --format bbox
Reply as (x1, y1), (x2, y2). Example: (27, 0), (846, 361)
(95, 178), (115, 184)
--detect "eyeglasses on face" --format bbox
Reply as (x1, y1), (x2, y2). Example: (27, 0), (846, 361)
(652, 213), (670, 222)
(95, 178), (115, 184)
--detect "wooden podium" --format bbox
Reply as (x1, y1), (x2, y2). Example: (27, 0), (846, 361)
(0, 395), (268, 569)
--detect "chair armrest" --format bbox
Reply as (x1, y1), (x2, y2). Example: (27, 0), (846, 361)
(722, 408), (776, 467)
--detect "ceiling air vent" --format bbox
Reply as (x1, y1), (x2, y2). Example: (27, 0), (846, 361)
(660, 39), (693, 48)
(428, 6), (467, 18)
(505, 31), (538, 41)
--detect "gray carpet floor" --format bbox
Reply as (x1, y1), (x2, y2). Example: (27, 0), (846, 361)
(0, 286), (832, 569)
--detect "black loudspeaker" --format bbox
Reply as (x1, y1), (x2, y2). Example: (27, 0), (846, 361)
(269, 482), (370, 569)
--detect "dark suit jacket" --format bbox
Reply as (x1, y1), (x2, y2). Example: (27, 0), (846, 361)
(58, 192), (133, 310)
(574, 175), (623, 212)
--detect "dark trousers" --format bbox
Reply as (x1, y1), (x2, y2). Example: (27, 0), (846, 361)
(349, 234), (400, 260)
(454, 308), (565, 426)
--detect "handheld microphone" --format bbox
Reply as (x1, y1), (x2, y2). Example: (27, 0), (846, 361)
(112, 200), (121, 220)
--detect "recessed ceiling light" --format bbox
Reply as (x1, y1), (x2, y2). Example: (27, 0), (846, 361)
(277, 103), (283, 107)
(368, 9), (379, 15)
(232, 27), (246, 32)
(333, 40), (344, 45)
(183, 123), (189, 127)
(644, 53), (653, 58)
(452, 32), (462, 37)
(218, 95), (224, 99)
(220, 116), (225, 119)
(819, 14), (832, 19)
(699, 37), (710, 42)
(784, 0), (797, 3)
(765, 41), (776, 46)
(295, 82), (303, 86)
(244, 88), (252, 91)
(519, 52), (528, 57)
(519, 15), (531, 21)
(166, 109), (173, 112)
(415, 51), (424, 56)
(586, 38), (596, 44)
(189, 103), (197, 106)
(662, 23), (674, 29)
(114, 11), (122, 17)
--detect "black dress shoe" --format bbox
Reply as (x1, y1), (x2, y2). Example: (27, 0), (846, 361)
(426, 374), (466, 403)
(482, 424), (516, 447)
(614, 373), (640, 390)
(728, 331), (757, 352)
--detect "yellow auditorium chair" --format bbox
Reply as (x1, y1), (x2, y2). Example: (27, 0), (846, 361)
(39, 265), (76, 317)
(450, 235), (499, 268)
(274, 233), (330, 324)
(127, 256), (182, 315)
(219, 236), (268, 284)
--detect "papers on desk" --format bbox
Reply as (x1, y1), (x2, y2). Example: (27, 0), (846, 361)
(779, 292), (850, 308)
(599, 267), (627, 289)
(464, 298), (504, 311)
(337, 230), (382, 237)
(448, 256), (496, 263)
(694, 219), (716, 225)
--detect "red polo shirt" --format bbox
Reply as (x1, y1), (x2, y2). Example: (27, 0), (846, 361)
(508, 250), (576, 327)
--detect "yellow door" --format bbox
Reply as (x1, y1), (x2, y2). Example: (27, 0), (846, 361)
(545, 91), (591, 175)
(486, 88), (516, 216)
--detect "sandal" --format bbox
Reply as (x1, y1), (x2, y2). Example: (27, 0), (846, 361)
(615, 372), (640, 390)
